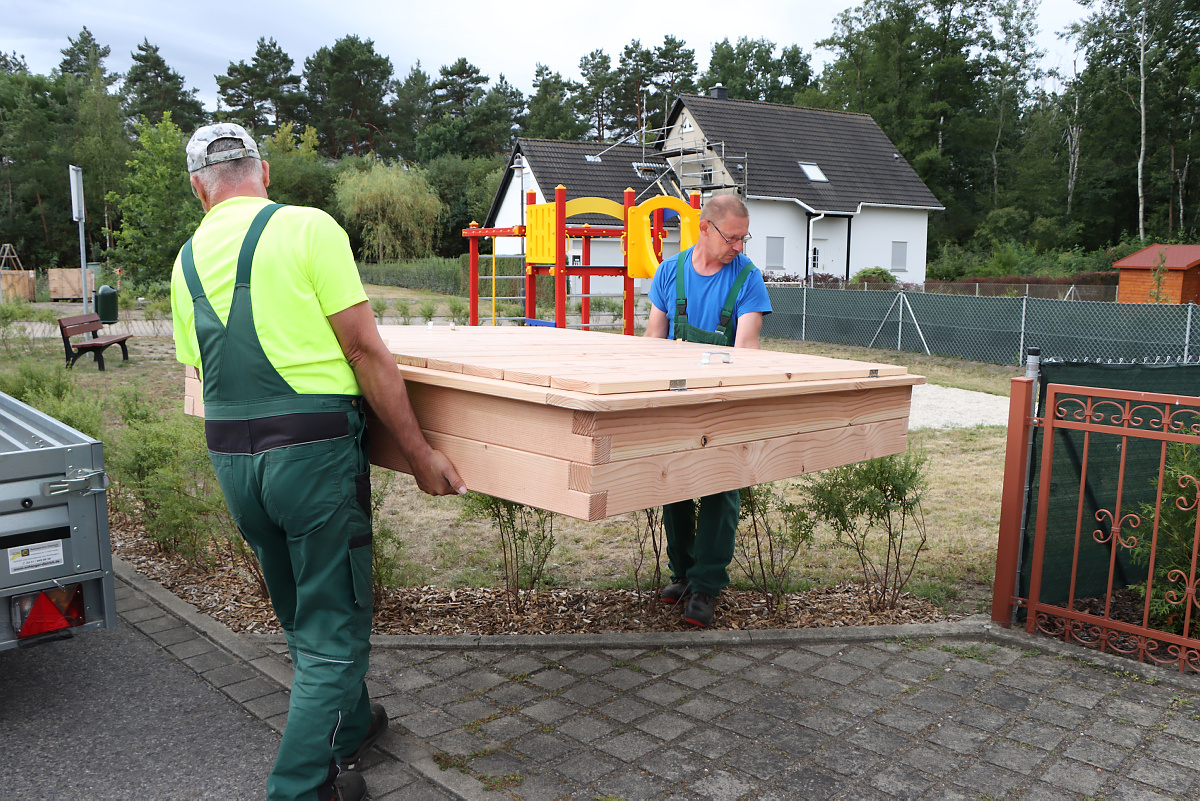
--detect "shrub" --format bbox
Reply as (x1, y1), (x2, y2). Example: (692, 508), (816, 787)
(0, 359), (73, 405)
(107, 413), (235, 566)
(396, 299), (414, 324)
(628, 507), (665, 605)
(27, 388), (105, 440)
(462, 492), (556, 610)
(370, 297), (389, 323)
(359, 258), (463, 294)
(417, 300), (439, 323)
(1130, 442), (1200, 633)
(446, 296), (469, 326)
(850, 267), (898, 285)
(735, 483), (815, 615)
(803, 452), (930, 612)
(0, 301), (57, 352)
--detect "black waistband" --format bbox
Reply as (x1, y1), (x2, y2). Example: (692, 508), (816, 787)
(205, 412), (350, 455)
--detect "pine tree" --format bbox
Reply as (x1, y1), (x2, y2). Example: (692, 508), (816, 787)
(58, 27), (118, 88)
(122, 39), (205, 131)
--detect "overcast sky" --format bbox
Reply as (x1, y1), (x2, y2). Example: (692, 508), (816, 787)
(12, 0), (1090, 111)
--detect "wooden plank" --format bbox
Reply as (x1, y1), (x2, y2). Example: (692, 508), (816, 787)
(405, 383), (597, 463)
(394, 362), (922, 413)
(570, 418), (910, 518)
(582, 385), (911, 462)
(366, 413), (603, 519)
(369, 414), (906, 521)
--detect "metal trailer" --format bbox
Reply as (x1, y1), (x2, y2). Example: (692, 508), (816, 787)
(0, 391), (116, 650)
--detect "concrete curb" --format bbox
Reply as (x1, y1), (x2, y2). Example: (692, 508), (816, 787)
(118, 552), (1200, 696)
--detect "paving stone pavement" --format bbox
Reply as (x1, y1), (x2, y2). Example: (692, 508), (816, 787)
(116, 557), (1200, 800)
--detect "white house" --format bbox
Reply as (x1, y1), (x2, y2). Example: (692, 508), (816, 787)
(659, 88), (943, 282)
(486, 93), (942, 295)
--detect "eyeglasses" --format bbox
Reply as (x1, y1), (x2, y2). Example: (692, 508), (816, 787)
(710, 222), (752, 245)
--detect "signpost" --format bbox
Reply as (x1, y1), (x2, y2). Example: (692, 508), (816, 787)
(68, 165), (90, 313)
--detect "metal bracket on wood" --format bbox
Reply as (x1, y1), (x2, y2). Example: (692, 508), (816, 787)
(426, 321), (456, 331)
(699, 352), (730, 365)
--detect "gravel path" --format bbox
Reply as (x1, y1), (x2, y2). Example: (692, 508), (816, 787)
(908, 383), (1011, 429)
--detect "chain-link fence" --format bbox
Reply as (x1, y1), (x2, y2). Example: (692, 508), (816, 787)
(787, 280), (1119, 302)
(762, 285), (1197, 366)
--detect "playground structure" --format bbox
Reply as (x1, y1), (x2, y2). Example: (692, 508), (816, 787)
(464, 185), (701, 334)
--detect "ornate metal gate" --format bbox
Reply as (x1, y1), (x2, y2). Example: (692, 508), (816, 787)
(994, 379), (1200, 672)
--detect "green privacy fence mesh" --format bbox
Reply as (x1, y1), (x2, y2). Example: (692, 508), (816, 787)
(762, 286), (1199, 365)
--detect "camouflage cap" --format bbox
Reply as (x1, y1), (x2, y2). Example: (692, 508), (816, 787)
(185, 123), (260, 172)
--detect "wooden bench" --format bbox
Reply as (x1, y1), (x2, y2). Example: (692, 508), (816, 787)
(58, 313), (132, 371)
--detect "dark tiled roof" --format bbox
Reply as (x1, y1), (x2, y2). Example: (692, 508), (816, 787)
(485, 138), (673, 227)
(663, 95), (943, 214)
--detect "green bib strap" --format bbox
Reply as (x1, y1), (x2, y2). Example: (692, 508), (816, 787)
(672, 255), (755, 347)
(182, 203), (328, 419)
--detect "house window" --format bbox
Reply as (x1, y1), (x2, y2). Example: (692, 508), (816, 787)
(701, 163), (713, 186)
(798, 162), (828, 182)
(891, 241), (907, 271)
(766, 237), (785, 270)
(680, 117), (694, 133)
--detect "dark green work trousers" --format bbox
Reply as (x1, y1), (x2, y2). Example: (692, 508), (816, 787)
(209, 405), (374, 800)
(663, 490), (740, 597)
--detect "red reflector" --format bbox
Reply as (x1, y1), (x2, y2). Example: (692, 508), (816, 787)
(12, 584), (85, 639)
(18, 592), (70, 638)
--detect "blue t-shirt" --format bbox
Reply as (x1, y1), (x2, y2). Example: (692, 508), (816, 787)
(649, 247), (772, 341)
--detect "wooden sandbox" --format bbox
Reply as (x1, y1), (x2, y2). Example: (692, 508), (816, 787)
(186, 325), (923, 521)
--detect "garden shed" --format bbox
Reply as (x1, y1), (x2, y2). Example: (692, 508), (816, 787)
(1114, 244), (1200, 304)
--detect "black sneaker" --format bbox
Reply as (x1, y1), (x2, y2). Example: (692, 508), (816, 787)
(343, 702), (389, 771)
(660, 579), (690, 604)
(684, 592), (716, 627)
(326, 769), (367, 801)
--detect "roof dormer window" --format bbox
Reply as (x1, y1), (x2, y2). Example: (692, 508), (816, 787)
(798, 162), (828, 182)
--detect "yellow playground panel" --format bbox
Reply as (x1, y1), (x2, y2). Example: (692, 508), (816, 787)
(521, 192), (700, 279)
(625, 196), (700, 279)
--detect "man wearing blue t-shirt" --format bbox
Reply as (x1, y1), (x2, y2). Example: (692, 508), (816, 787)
(645, 194), (772, 627)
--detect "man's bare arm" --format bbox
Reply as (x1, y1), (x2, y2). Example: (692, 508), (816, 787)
(327, 301), (466, 496)
(644, 305), (669, 339)
(733, 312), (763, 349)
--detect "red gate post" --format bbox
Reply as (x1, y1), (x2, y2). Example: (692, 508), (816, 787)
(554, 185), (567, 329)
(525, 190), (537, 320)
(467, 222), (480, 326)
(992, 375), (1037, 626)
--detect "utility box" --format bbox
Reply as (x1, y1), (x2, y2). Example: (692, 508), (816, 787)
(94, 285), (118, 325)
(0, 392), (116, 650)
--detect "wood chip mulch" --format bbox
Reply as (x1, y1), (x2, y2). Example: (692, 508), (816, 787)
(112, 523), (957, 637)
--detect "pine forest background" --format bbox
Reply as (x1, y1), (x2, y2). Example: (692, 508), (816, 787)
(1, 0), (1198, 293)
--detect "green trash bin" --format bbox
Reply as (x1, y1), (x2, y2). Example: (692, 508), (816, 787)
(94, 285), (118, 325)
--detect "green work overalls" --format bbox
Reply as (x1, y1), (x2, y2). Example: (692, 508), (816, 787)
(663, 258), (754, 597)
(180, 204), (374, 801)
